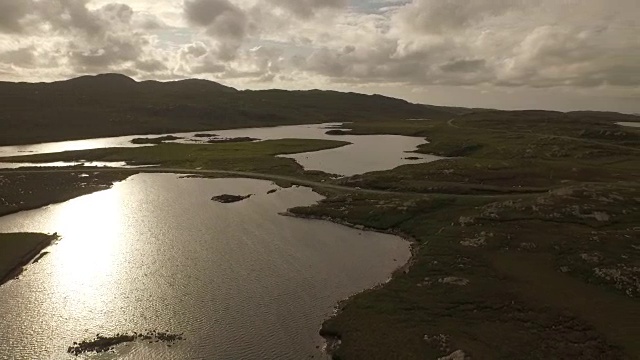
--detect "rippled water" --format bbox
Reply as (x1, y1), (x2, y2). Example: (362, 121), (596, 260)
(0, 161), (140, 169)
(0, 174), (410, 359)
(617, 122), (640, 128)
(0, 123), (442, 176)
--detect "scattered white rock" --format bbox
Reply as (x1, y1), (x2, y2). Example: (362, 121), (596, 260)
(592, 212), (611, 222)
(438, 350), (467, 360)
(519, 242), (537, 250)
(458, 216), (474, 226)
(439, 277), (470, 286)
(580, 253), (602, 263)
(460, 232), (492, 247)
(418, 277), (434, 287)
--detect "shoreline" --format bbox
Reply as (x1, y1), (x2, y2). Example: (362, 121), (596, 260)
(279, 211), (419, 358)
(0, 233), (58, 287)
(0, 172), (133, 288)
(0, 170), (135, 218)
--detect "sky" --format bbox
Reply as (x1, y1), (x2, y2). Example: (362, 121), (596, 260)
(0, 0), (638, 113)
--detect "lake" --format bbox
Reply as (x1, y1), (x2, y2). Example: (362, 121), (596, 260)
(617, 122), (640, 128)
(0, 174), (410, 359)
(0, 123), (443, 176)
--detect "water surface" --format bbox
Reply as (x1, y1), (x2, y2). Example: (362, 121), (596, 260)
(0, 174), (410, 359)
(617, 122), (640, 128)
(0, 123), (443, 176)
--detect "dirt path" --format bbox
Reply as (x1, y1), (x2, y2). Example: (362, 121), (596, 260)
(0, 167), (539, 198)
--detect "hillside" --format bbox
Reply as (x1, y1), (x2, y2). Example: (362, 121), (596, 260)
(0, 74), (459, 145)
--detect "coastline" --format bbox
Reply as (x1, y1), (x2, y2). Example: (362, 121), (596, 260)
(0, 233), (58, 287)
(279, 211), (419, 358)
(0, 170), (134, 218)
(0, 171), (133, 287)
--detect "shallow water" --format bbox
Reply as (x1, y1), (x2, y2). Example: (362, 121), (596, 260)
(617, 122), (640, 128)
(0, 174), (410, 359)
(0, 123), (442, 176)
(0, 161), (141, 169)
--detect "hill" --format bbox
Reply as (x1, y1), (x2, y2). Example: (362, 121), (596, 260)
(0, 74), (460, 145)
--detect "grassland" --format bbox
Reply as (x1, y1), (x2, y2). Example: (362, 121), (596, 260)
(285, 113), (640, 359)
(0, 108), (638, 358)
(0, 171), (132, 217)
(0, 138), (350, 180)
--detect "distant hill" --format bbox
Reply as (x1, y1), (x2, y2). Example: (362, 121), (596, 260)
(0, 74), (459, 145)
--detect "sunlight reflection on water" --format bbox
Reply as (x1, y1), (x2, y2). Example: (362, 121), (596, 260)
(0, 174), (410, 359)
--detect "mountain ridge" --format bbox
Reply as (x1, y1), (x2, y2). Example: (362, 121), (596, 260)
(0, 73), (459, 145)
(0, 73), (637, 146)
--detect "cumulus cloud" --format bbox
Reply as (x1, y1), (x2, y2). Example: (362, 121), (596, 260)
(0, 46), (36, 67)
(396, 0), (515, 34)
(183, 0), (248, 59)
(0, 0), (33, 33)
(0, 0), (638, 112)
(290, 0), (640, 91)
(267, 0), (347, 18)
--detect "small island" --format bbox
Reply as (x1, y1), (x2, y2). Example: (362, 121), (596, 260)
(131, 135), (182, 144)
(194, 133), (219, 138)
(211, 194), (253, 203)
(325, 129), (351, 135)
(67, 330), (185, 356)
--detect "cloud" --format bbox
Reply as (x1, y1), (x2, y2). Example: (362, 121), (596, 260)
(266, 0), (347, 18)
(0, 0), (33, 33)
(289, 0), (640, 91)
(37, 0), (105, 37)
(183, 0), (247, 41)
(183, 0), (248, 59)
(0, 46), (36, 67)
(0, 0), (638, 112)
(395, 0), (515, 35)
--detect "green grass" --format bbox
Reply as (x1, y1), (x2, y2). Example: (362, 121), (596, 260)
(2, 109), (639, 358)
(285, 113), (640, 359)
(0, 139), (351, 178)
(0, 171), (132, 217)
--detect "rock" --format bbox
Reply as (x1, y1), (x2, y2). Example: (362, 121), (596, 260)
(438, 277), (470, 286)
(438, 350), (467, 360)
(460, 232), (486, 247)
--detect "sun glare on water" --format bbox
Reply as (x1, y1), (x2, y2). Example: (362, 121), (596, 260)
(43, 186), (129, 316)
